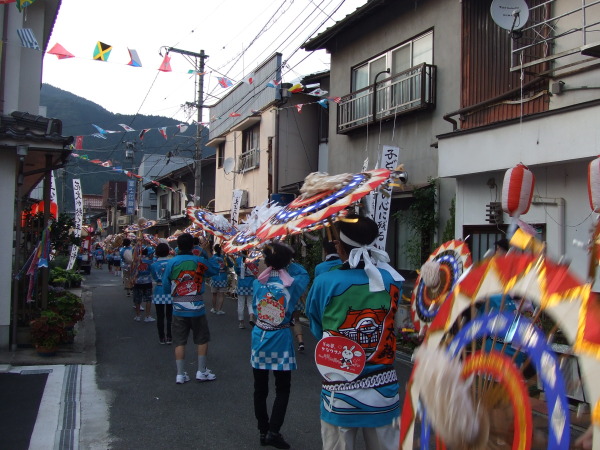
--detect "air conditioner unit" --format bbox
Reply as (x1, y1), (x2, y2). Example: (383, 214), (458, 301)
(117, 216), (129, 226)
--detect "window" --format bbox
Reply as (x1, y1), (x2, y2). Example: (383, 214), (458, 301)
(172, 191), (182, 216)
(239, 125), (260, 172)
(217, 143), (224, 169)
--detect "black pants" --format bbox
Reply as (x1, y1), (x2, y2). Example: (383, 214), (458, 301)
(253, 368), (291, 434)
(155, 304), (173, 340)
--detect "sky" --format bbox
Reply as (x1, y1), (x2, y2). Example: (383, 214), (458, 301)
(42, 0), (367, 124)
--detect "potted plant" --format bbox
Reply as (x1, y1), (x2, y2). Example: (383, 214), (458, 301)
(29, 310), (66, 356)
(50, 291), (85, 325)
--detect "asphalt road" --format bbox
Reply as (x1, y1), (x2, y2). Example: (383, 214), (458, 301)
(85, 267), (411, 450)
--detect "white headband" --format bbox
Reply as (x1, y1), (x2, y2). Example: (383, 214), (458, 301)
(339, 231), (404, 292)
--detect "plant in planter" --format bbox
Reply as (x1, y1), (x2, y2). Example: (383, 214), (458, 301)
(29, 310), (66, 355)
(49, 291), (85, 325)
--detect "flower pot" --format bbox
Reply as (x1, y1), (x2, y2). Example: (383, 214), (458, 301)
(35, 345), (58, 357)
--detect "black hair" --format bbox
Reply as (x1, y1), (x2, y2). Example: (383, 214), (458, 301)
(141, 247), (148, 256)
(193, 237), (200, 245)
(495, 238), (509, 252)
(177, 233), (194, 253)
(155, 243), (170, 258)
(337, 214), (379, 255)
(323, 240), (338, 255)
(263, 242), (294, 270)
(123, 238), (131, 247)
(213, 244), (222, 255)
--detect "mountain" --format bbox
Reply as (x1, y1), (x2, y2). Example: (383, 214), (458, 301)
(40, 84), (211, 200)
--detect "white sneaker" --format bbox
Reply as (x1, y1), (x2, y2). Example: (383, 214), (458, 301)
(216, 310), (225, 315)
(176, 372), (190, 384)
(134, 316), (141, 321)
(144, 316), (156, 322)
(140, 305), (145, 311)
(210, 308), (217, 314)
(196, 369), (216, 382)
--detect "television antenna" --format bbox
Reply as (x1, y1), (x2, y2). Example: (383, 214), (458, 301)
(490, 0), (529, 38)
(223, 157), (236, 175)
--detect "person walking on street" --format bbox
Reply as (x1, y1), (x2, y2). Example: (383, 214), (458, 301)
(151, 243), (173, 344)
(120, 238), (134, 298)
(209, 244), (232, 315)
(94, 244), (105, 269)
(162, 233), (218, 384)
(132, 247), (155, 323)
(251, 242), (309, 449)
(234, 251), (258, 329)
(112, 249), (121, 276)
(305, 214), (404, 450)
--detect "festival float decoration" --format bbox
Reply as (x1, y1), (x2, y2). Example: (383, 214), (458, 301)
(223, 200), (283, 254)
(186, 207), (237, 240)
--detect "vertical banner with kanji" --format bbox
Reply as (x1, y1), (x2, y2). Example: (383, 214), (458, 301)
(230, 189), (244, 227)
(370, 145), (400, 250)
(126, 179), (136, 215)
(67, 178), (83, 270)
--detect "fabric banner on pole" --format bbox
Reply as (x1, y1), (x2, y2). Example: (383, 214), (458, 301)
(230, 189), (244, 227)
(126, 179), (136, 215)
(67, 179), (83, 270)
(370, 145), (400, 250)
(50, 170), (58, 211)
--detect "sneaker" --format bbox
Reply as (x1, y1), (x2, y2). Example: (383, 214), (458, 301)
(144, 316), (156, 322)
(126, 292), (131, 297)
(166, 337), (173, 345)
(196, 369), (216, 382)
(260, 432), (267, 446)
(216, 310), (225, 315)
(140, 305), (145, 311)
(249, 314), (256, 327)
(176, 372), (190, 384)
(265, 431), (290, 449)
(239, 321), (245, 329)
(134, 316), (141, 321)
(159, 338), (166, 345)
(298, 342), (305, 352)
(210, 308), (217, 314)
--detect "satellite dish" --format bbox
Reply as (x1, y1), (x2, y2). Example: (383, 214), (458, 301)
(223, 157), (235, 175)
(490, 0), (529, 31)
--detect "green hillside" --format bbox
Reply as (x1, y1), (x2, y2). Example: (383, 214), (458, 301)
(41, 84), (209, 201)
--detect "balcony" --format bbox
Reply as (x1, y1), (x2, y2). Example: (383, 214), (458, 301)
(238, 148), (260, 173)
(337, 63), (436, 133)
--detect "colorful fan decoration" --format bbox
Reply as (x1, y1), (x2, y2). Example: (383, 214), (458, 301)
(124, 219), (157, 233)
(186, 207), (237, 240)
(410, 240), (472, 333)
(183, 224), (204, 237)
(142, 233), (160, 247)
(255, 168), (390, 241)
(223, 200), (283, 254)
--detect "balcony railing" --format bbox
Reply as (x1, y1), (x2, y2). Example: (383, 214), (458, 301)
(337, 63), (436, 133)
(238, 148), (260, 173)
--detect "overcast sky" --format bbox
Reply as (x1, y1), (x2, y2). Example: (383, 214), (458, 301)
(42, 0), (366, 124)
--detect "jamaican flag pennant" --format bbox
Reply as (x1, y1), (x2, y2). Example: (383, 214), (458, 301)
(93, 41), (112, 61)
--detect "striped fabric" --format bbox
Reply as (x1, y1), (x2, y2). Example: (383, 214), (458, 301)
(17, 28), (40, 50)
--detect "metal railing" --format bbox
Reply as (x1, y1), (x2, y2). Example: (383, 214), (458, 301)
(337, 63), (436, 133)
(238, 148), (260, 173)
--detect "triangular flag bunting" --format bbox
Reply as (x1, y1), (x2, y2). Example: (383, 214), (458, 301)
(318, 99), (329, 109)
(229, 112), (241, 118)
(119, 124), (135, 132)
(93, 41), (112, 61)
(328, 96), (342, 104)
(139, 129), (150, 140)
(16, 0), (37, 12)
(295, 104), (303, 114)
(47, 43), (74, 59)
(158, 54), (172, 72)
(177, 124), (188, 133)
(17, 28), (40, 50)
(75, 136), (83, 150)
(100, 160), (112, 168)
(288, 83), (304, 93)
(92, 124), (107, 134)
(266, 79), (281, 88)
(217, 77), (234, 88)
(307, 88), (328, 97)
(91, 133), (107, 140)
(127, 48), (142, 67)
(158, 127), (168, 140)
(188, 70), (207, 76)
(243, 73), (255, 85)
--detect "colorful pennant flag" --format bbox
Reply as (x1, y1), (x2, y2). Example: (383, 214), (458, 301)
(91, 133), (107, 139)
(158, 54), (172, 72)
(0, 1), (17, 4)
(92, 124), (107, 134)
(119, 124), (135, 132)
(127, 48), (142, 67)
(243, 73), (255, 85)
(75, 136), (83, 150)
(176, 124), (188, 133)
(307, 88), (328, 97)
(17, 28), (40, 50)
(217, 77), (234, 88)
(188, 70), (207, 76)
(328, 96), (342, 104)
(288, 83), (304, 93)
(229, 112), (241, 118)
(158, 127), (168, 140)
(47, 43), (74, 59)
(100, 160), (112, 168)
(295, 104), (303, 114)
(93, 41), (112, 61)
(318, 99), (329, 109)
(266, 79), (281, 88)
(139, 128), (150, 140)
(96, 218), (104, 232)
(16, 0), (37, 11)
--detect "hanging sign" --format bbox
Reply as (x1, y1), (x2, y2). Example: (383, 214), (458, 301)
(126, 179), (136, 215)
(67, 178), (83, 270)
(370, 145), (400, 250)
(230, 189), (244, 227)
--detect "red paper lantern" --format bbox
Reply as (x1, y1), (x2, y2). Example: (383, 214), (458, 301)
(502, 163), (535, 216)
(588, 156), (600, 212)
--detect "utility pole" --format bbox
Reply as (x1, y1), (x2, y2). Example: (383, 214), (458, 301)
(163, 47), (208, 206)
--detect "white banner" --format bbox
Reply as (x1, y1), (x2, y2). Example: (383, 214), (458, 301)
(67, 179), (83, 270)
(230, 189), (244, 227)
(370, 145), (400, 251)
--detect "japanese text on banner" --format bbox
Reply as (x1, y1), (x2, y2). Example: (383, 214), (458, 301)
(370, 145), (399, 250)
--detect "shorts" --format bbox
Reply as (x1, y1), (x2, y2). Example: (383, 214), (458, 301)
(112, 260), (121, 267)
(133, 284), (152, 304)
(172, 315), (210, 346)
